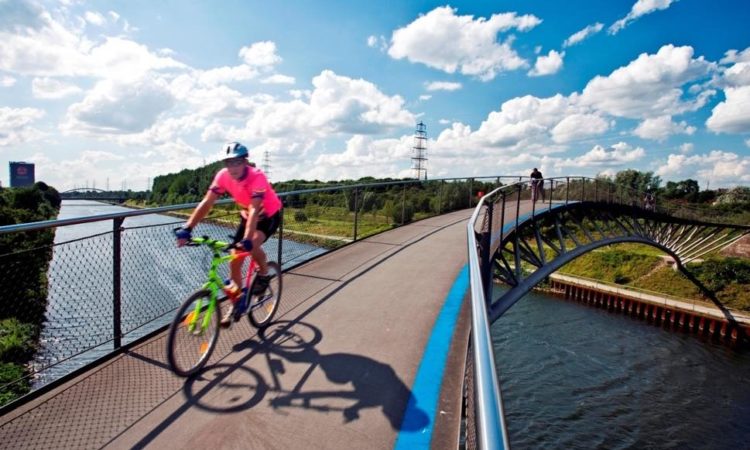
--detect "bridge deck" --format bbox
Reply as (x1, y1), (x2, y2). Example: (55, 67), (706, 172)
(1, 209), (478, 449)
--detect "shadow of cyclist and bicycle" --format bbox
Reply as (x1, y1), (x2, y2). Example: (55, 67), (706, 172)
(180, 319), (429, 431)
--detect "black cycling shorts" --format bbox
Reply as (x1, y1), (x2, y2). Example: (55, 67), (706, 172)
(233, 211), (280, 244)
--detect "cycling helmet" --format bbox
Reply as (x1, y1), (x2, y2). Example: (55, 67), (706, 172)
(221, 142), (249, 160)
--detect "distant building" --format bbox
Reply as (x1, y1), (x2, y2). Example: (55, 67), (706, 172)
(9, 161), (35, 187)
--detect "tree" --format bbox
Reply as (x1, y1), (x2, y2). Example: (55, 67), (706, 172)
(614, 170), (661, 194)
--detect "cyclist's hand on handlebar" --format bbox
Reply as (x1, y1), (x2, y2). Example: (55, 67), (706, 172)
(174, 226), (192, 247)
(236, 238), (253, 251)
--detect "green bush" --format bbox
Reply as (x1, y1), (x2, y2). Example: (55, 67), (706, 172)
(687, 257), (750, 292)
(0, 318), (37, 363)
(0, 362), (30, 406)
(294, 210), (308, 222)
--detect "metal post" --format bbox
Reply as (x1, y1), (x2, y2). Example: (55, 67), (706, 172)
(582, 177), (586, 202)
(499, 192), (507, 250)
(594, 178), (599, 202)
(469, 178), (474, 208)
(353, 188), (359, 241)
(548, 179), (553, 208)
(277, 206), (284, 266)
(401, 184), (406, 225)
(515, 184), (522, 232)
(438, 180), (443, 214)
(112, 217), (123, 349)
(566, 177), (570, 205)
(480, 201), (494, 298)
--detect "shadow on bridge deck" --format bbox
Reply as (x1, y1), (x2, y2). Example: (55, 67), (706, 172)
(0, 209), (475, 450)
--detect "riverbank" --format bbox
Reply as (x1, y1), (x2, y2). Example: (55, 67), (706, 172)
(540, 273), (750, 347)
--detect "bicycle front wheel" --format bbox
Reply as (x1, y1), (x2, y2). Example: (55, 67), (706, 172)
(166, 289), (220, 377)
(248, 261), (282, 329)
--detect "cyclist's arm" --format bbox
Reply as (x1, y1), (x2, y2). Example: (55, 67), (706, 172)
(241, 197), (263, 240)
(185, 190), (219, 229)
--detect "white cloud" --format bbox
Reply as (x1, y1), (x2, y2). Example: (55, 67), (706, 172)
(720, 48), (750, 65)
(239, 70), (415, 139)
(261, 74), (295, 85)
(657, 150), (750, 185)
(706, 47), (750, 134)
(706, 86), (750, 133)
(0, 106), (45, 147)
(0, 5), (186, 79)
(563, 23), (603, 47)
(425, 81), (462, 91)
(419, 94), (431, 101)
(314, 134), (411, 170)
(239, 41), (281, 68)
(557, 142), (646, 168)
(633, 115), (695, 141)
(366, 35), (388, 52)
(581, 44), (715, 119)
(1, 75), (16, 87)
(62, 76), (175, 135)
(722, 61), (750, 87)
(680, 142), (694, 153)
(438, 119), (451, 125)
(0, 0), (45, 32)
(388, 6), (540, 81)
(551, 114), (610, 143)
(84, 11), (106, 27)
(746, 138), (750, 148)
(609, 0), (679, 35)
(32, 77), (83, 99)
(528, 50), (564, 77)
(108, 11), (120, 22)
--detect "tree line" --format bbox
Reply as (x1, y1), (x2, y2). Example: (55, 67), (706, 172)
(0, 182), (61, 405)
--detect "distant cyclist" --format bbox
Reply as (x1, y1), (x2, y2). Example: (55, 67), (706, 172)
(530, 168), (544, 203)
(175, 142), (282, 326)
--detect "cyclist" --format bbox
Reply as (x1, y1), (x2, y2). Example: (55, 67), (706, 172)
(530, 168), (544, 203)
(175, 142), (282, 326)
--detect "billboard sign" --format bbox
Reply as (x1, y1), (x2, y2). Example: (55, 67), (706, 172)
(9, 162), (35, 187)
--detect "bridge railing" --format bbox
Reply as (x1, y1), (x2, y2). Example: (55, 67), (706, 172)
(0, 175), (524, 409)
(464, 175), (745, 449)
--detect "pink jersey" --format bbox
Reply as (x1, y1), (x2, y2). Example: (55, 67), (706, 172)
(209, 166), (282, 217)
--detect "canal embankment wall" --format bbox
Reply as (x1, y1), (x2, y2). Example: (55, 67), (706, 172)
(543, 273), (750, 347)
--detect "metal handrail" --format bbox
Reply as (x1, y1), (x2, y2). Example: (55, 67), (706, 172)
(467, 185), (510, 450)
(0, 175), (521, 235)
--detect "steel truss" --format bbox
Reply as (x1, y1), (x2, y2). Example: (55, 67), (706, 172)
(477, 201), (750, 323)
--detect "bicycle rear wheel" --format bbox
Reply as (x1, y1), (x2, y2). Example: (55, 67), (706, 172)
(166, 289), (220, 377)
(248, 261), (282, 329)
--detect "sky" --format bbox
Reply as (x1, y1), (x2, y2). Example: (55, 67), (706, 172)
(1, 0), (749, 191)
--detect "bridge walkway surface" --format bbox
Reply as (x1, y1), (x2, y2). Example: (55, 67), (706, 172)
(1, 208), (486, 450)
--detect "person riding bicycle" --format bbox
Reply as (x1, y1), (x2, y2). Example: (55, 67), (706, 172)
(530, 168), (544, 203)
(175, 142), (282, 326)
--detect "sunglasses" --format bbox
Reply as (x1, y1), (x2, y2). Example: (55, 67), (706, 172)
(224, 158), (245, 168)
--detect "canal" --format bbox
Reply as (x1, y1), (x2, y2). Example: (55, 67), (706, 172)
(493, 289), (750, 448)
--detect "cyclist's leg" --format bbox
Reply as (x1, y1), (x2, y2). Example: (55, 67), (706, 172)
(252, 211), (280, 275)
(229, 216), (247, 289)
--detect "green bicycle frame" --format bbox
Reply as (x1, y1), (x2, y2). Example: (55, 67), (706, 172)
(186, 237), (241, 333)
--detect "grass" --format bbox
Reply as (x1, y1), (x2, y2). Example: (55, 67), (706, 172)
(0, 318), (37, 363)
(550, 243), (750, 312)
(0, 318), (36, 407)
(557, 246), (663, 284)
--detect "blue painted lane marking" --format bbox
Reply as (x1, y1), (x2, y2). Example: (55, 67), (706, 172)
(394, 264), (469, 449)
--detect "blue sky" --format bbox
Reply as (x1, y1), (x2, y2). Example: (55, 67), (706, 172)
(1, 0), (749, 190)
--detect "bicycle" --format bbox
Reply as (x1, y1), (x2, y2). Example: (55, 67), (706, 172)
(166, 235), (283, 377)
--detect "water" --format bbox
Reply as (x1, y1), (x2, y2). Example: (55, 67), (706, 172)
(492, 289), (750, 449)
(32, 200), (326, 387)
